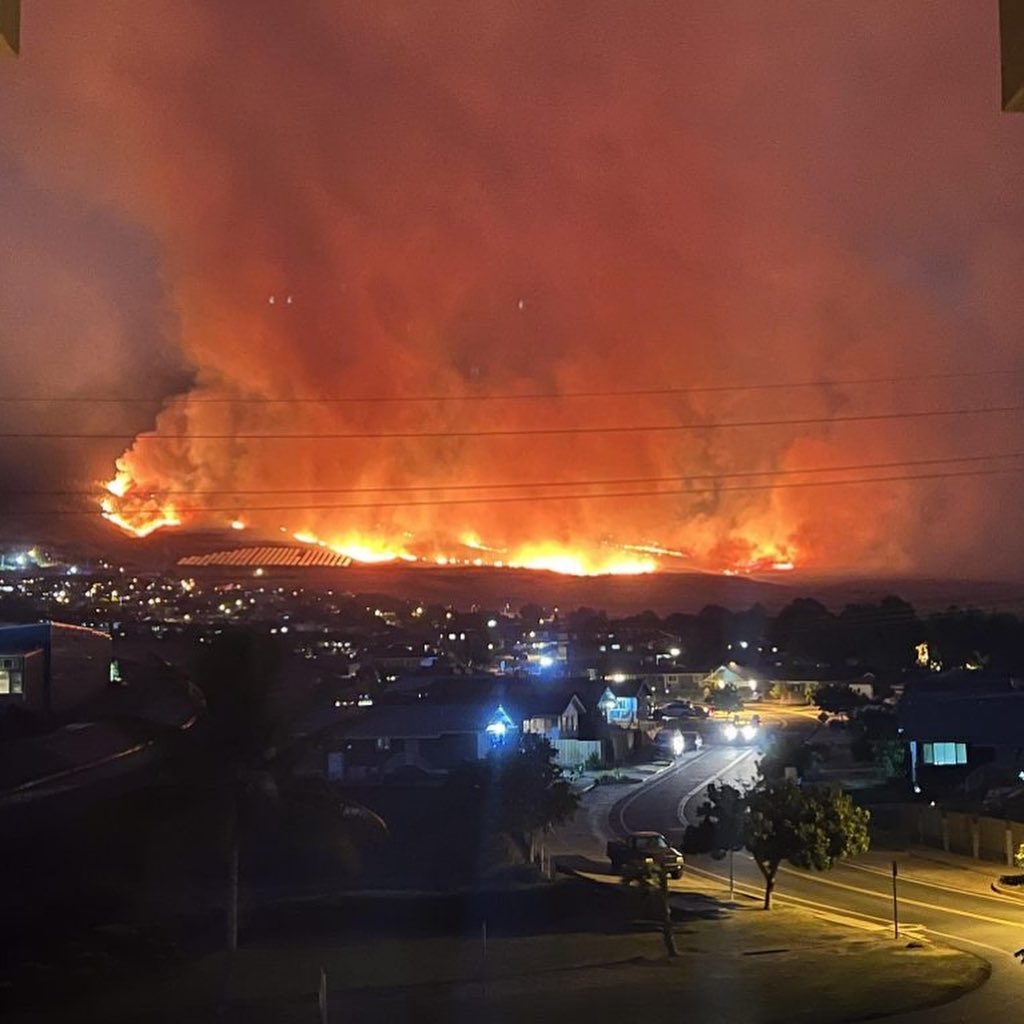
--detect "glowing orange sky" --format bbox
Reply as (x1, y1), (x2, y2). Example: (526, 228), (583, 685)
(1, 3), (1023, 576)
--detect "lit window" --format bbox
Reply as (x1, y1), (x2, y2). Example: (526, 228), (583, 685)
(0, 670), (8, 694)
(376, 737), (391, 752)
(922, 742), (967, 765)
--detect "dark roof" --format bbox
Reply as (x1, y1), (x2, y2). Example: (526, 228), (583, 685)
(902, 669), (1018, 696)
(344, 702), (514, 740)
(520, 690), (585, 717)
(385, 675), (504, 700)
(899, 690), (1024, 747)
(385, 674), (607, 713)
(0, 621), (110, 654)
(602, 679), (651, 699)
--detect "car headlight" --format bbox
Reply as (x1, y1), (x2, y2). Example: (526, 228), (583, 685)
(723, 723), (738, 741)
(741, 724), (757, 742)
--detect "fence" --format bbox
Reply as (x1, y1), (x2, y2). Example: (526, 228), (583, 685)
(552, 738), (604, 770)
(875, 802), (1024, 866)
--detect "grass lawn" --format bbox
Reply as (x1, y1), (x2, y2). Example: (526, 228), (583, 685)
(44, 903), (988, 1024)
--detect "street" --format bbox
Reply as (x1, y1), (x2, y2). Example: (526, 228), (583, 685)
(563, 743), (1024, 1023)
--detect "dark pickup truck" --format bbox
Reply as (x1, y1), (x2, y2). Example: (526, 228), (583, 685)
(607, 831), (684, 879)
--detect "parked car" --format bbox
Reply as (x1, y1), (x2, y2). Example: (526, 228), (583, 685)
(657, 700), (707, 720)
(655, 727), (703, 757)
(607, 831), (684, 879)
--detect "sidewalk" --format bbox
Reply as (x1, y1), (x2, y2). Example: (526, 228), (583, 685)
(549, 759), (678, 861)
(857, 843), (1014, 898)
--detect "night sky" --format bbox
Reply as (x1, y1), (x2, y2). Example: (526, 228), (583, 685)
(1, 2), (1023, 577)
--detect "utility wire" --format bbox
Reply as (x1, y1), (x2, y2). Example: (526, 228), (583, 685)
(0, 367), (1020, 404)
(10, 450), (1024, 497)
(2, 402), (1024, 441)
(7, 464), (1024, 516)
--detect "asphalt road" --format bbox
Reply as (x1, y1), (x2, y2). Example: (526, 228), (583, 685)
(601, 743), (1024, 1024)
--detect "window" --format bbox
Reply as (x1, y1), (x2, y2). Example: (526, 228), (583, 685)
(636, 835), (668, 850)
(0, 669), (8, 694)
(375, 737), (391, 752)
(922, 741), (967, 766)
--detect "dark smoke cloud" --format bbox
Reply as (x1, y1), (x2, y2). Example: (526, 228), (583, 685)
(1, 1), (1022, 575)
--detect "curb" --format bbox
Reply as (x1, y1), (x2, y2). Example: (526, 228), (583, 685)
(990, 879), (1024, 899)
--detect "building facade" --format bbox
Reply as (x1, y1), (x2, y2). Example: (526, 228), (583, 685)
(0, 622), (112, 715)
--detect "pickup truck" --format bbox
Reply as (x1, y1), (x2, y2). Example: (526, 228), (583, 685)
(607, 831), (684, 879)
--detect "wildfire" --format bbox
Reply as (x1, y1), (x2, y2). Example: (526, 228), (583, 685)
(503, 544), (656, 577)
(99, 470), (181, 538)
(291, 529), (413, 564)
(105, 470), (133, 499)
(98, 474), (798, 577)
(720, 541), (798, 575)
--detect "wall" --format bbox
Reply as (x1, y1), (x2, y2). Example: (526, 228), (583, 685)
(877, 802), (1024, 866)
(48, 623), (111, 712)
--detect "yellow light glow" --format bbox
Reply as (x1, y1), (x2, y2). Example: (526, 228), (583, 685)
(510, 544), (656, 577)
(104, 470), (133, 498)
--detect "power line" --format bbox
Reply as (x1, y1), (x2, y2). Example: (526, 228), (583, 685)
(11, 450), (1024, 497)
(1, 367), (1021, 406)
(8, 464), (1024, 516)
(2, 402), (1024, 441)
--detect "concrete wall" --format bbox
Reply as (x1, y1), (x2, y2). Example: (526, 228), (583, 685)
(882, 802), (1024, 867)
(48, 624), (111, 713)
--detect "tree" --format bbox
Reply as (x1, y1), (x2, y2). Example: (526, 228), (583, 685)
(621, 856), (678, 957)
(191, 631), (282, 954)
(447, 735), (579, 867)
(757, 732), (818, 781)
(813, 683), (865, 717)
(768, 598), (835, 661)
(705, 683), (745, 713)
(695, 782), (746, 895)
(188, 630), (385, 956)
(743, 777), (870, 909)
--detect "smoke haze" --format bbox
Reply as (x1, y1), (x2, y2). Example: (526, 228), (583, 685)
(1, 2), (1023, 575)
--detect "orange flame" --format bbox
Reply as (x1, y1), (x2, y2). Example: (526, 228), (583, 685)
(99, 472), (800, 576)
(100, 469), (181, 538)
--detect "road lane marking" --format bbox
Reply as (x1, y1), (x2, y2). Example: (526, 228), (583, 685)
(842, 861), (1017, 906)
(689, 861), (1014, 958)
(684, 862), (897, 929)
(611, 750), (710, 836)
(923, 926), (1011, 958)
(675, 748), (757, 825)
(775, 864), (1024, 928)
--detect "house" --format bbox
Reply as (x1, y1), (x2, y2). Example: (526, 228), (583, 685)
(704, 663), (760, 696)
(595, 679), (653, 727)
(0, 622), (112, 716)
(899, 671), (1024, 797)
(368, 644), (434, 676)
(327, 701), (518, 780)
(521, 691), (586, 740)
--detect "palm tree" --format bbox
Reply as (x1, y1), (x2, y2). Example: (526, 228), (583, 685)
(188, 630), (386, 953)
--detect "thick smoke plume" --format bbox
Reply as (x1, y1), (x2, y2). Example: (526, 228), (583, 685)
(2, 2), (1023, 575)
